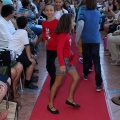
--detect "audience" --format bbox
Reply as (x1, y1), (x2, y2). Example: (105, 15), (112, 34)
(0, 4), (23, 98)
(0, 0), (120, 117)
(8, 16), (38, 89)
(104, 0), (120, 33)
(0, 74), (11, 120)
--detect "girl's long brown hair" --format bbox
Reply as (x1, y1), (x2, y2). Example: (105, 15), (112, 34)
(55, 13), (74, 34)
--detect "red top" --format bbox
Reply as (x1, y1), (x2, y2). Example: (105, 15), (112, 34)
(57, 33), (73, 66)
(42, 19), (59, 50)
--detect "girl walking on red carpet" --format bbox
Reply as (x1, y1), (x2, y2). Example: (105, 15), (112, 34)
(42, 3), (59, 90)
(47, 14), (80, 114)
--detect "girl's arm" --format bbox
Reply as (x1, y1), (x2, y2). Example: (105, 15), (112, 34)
(75, 20), (84, 43)
(41, 23), (46, 41)
(57, 34), (66, 66)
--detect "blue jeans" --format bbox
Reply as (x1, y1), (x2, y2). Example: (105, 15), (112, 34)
(82, 43), (103, 86)
(30, 24), (42, 35)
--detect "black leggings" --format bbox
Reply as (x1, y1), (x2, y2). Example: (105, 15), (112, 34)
(46, 50), (57, 90)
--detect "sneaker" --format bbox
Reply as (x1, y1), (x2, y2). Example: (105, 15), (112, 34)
(79, 57), (83, 63)
(84, 75), (88, 80)
(24, 83), (38, 89)
(96, 86), (102, 92)
(89, 68), (93, 72)
(30, 78), (38, 82)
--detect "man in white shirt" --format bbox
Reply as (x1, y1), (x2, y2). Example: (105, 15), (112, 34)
(0, 5), (35, 94)
(0, 4), (23, 98)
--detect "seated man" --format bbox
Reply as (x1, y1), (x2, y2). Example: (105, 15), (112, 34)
(0, 74), (11, 120)
(8, 16), (38, 89)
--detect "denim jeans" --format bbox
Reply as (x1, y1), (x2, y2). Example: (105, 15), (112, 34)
(82, 43), (103, 86)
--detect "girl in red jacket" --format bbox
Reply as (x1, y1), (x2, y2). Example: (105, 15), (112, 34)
(47, 14), (80, 114)
(42, 3), (59, 90)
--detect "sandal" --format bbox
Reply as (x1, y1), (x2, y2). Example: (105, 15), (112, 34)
(47, 105), (59, 114)
(0, 112), (7, 120)
(65, 100), (80, 108)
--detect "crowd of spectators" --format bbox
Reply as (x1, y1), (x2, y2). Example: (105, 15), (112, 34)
(1, 0), (120, 119)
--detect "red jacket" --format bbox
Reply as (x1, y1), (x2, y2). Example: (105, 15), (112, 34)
(42, 19), (59, 50)
(57, 33), (74, 66)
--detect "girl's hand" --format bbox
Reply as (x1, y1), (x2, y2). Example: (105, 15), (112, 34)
(45, 40), (48, 46)
(60, 66), (66, 74)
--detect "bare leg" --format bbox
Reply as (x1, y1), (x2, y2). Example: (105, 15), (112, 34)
(26, 62), (35, 80)
(11, 68), (17, 81)
(48, 75), (63, 110)
(67, 69), (80, 102)
(12, 63), (23, 98)
(35, 34), (42, 46)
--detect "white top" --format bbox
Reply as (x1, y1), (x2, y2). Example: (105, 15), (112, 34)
(8, 29), (29, 55)
(54, 9), (68, 20)
(115, 11), (120, 20)
(16, 0), (22, 12)
(31, 2), (39, 14)
(0, 16), (15, 48)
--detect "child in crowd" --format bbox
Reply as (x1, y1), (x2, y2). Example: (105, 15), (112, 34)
(64, 0), (74, 14)
(8, 16), (38, 92)
(42, 3), (59, 90)
(76, 0), (103, 91)
(47, 14), (80, 114)
(54, 0), (68, 20)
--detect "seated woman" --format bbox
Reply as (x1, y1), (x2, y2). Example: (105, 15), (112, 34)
(0, 74), (11, 120)
(104, 0), (120, 33)
(107, 27), (120, 65)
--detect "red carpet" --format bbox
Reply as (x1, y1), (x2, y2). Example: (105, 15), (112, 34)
(30, 34), (110, 120)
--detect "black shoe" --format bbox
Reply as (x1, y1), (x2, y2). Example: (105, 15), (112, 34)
(30, 77), (38, 82)
(24, 83), (38, 89)
(47, 105), (59, 114)
(65, 100), (80, 108)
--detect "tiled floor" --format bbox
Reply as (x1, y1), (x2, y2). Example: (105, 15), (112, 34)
(12, 32), (120, 120)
